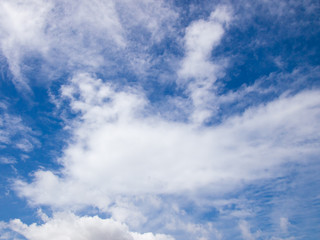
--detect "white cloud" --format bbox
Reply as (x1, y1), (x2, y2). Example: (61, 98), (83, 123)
(238, 220), (259, 240)
(110, 200), (148, 229)
(179, 5), (231, 80)
(279, 217), (290, 233)
(15, 139), (34, 152)
(0, 0), (52, 91)
(178, 5), (232, 124)
(7, 212), (174, 240)
(0, 0), (123, 90)
(0, 157), (16, 164)
(13, 74), (320, 215)
(0, 104), (38, 154)
(116, 0), (178, 43)
(0, 0), (177, 91)
(1, 2), (319, 239)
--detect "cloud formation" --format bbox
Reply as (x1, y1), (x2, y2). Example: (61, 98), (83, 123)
(178, 6), (232, 124)
(0, 0), (319, 239)
(0, 102), (38, 155)
(0, 0), (177, 90)
(4, 212), (173, 240)
(14, 73), (320, 212)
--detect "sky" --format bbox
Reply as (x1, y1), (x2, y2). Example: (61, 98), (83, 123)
(0, 0), (319, 239)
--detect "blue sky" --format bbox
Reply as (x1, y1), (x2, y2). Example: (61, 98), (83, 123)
(0, 0), (319, 239)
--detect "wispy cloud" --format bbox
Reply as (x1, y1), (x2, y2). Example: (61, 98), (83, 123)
(0, 102), (38, 154)
(0, 0), (177, 92)
(178, 5), (232, 124)
(0, 157), (16, 164)
(239, 220), (260, 240)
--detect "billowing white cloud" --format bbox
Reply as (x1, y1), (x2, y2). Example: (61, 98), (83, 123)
(14, 73), (320, 213)
(6, 212), (173, 240)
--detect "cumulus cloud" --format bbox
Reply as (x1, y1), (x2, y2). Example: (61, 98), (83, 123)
(5, 212), (173, 240)
(13, 73), (320, 213)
